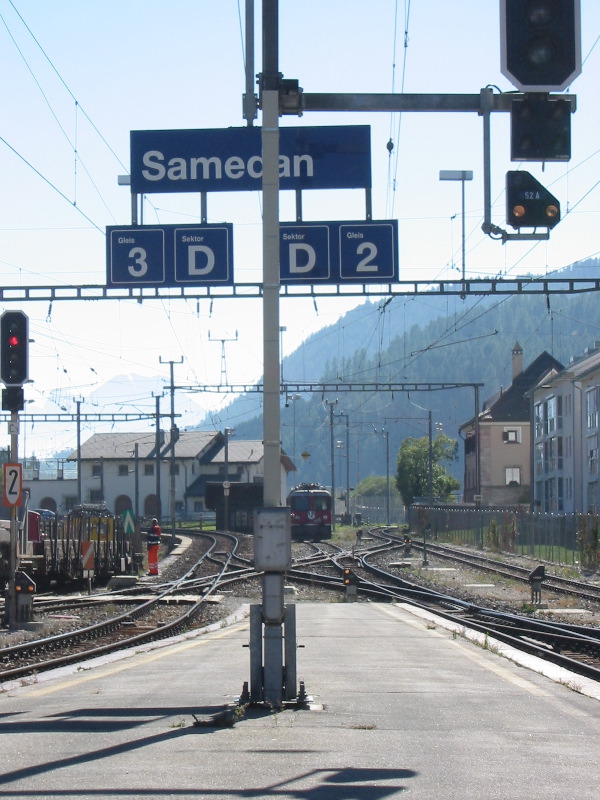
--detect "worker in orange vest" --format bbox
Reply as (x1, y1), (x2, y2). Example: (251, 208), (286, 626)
(147, 518), (161, 575)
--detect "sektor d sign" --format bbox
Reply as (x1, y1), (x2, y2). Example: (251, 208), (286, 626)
(280, 220), (398, 284)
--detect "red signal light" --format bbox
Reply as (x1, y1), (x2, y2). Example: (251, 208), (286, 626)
(1, 311), (28, 386)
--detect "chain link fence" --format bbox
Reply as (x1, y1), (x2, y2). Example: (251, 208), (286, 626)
(406, 505), (599, 572)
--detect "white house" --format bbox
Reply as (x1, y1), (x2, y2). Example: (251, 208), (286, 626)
(21, 430), (295, 521)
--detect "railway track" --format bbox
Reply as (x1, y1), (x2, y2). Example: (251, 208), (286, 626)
(375, 528), (600, 605)
(0, 531), (257, 683)
(289, 536), (600, 683)
(3, 528), (600, 686)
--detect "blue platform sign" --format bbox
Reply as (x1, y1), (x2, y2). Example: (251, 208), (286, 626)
(106, 224), (233, 287)
(280, 220), (398, 284)
(130, 126), (371, 195)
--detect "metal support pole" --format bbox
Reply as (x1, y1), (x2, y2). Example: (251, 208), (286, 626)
(224, 427), (232, 530)
(474, 385), (481, 501)
(261, 6), (281, 511)
(259, 0), (285, 709)
(160, 357), (183, 545)
(155, 394), (162, 519)
(428, 410), (433, 500)
(134, 443), (139, 518)
(345, 414), (350, 524)
(461, 178), (467, 292)
(6, 411), (19, 627)
(243, 0), (257, 125)
(327, 400), (337, 530)
(385, 429), (390, 525)
(75, 398), (82, 506)
(480, 87), (494, 236)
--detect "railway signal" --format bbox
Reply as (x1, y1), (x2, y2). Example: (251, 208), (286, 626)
(500, 0), (581, 92)
(343, 567), (359, 587)
(506, 171), (560, 230)
(1, 311), (29, 387)
(2, 386), (24, 413)
(510, 95), (572, 162)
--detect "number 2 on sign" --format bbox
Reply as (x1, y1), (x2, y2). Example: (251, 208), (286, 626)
(355, 241), (378, 272)
(3, 463), (22, 507)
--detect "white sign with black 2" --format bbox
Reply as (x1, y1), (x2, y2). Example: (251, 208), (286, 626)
(279, 220), (398, 284)
(106, 223), (234, 287)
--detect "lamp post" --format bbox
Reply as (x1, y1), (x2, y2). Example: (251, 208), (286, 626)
(439, 170), (473, 293)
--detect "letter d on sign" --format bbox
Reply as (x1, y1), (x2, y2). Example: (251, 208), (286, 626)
(188, 245), (215, 275)
(289, 243), (316, 274)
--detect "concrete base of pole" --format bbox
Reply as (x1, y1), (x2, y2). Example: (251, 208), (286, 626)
(247, 602), (299, 707)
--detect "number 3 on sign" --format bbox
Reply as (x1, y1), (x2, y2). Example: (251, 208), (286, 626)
(3, 463), (22, 507)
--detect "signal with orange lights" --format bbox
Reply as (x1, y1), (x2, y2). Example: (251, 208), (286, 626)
(343, 567), (359, 587)
(506, 171), (560, 230)
(14, 571), (36, 594)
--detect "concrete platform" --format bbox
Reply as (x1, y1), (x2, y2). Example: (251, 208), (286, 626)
(0, 602), (598, 799)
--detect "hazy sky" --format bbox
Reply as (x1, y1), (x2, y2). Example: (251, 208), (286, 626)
(0, 1), (599, 457)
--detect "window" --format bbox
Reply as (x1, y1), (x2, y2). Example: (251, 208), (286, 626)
(503, 427), (521, 443)
(544, 477), (556, 512)
(505, 467), (521, 486)
(92, 463), (102, 477)
(118, 464), (129, 476)
(144, 463), (154, 476)
(588, 434), (598, 475)
(89, 489), (103, 503)
(546, 396), (557, 433)
(534, 441), (544, 476)
(194, 501), (204, 512)
(169, 463), (180, 476)
(587, 387), (599, 429)
(534, 403), (544, 438)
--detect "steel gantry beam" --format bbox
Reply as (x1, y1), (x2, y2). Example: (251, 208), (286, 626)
(176, 381), (484, 394)
(1, 276), (598, 303)
(0, 412), (164, 423)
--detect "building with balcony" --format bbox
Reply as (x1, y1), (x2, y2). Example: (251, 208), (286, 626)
(460, 343), (563, 507)
(532, 342), (600, 513)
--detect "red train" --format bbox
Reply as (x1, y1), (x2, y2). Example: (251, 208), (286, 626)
(286, 483), (332, 541)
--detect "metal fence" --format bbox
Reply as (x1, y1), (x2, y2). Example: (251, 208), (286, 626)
(406, 505), (599, 572)
(350, 496), (405, 527)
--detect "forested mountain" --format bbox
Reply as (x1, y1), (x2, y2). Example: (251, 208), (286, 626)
(202, 258), (600, 491)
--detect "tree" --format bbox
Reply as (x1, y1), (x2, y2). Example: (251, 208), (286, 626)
(353, 475), (399, 498)
(395, 433), (460, 506)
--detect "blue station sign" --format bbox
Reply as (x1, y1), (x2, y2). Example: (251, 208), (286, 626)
(106, 223), (233, 287)
(130, 126), (371, 195)
(280, 220), (398, 284)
